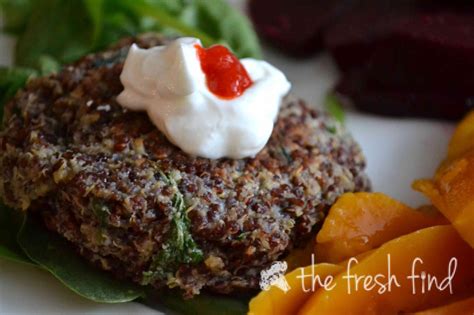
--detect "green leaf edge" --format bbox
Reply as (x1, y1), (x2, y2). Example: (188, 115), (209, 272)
(0, 244), (37, 266)
(17, 215), (146, 304)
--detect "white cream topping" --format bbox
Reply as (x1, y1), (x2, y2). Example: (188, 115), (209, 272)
(117, 37), (291, 159)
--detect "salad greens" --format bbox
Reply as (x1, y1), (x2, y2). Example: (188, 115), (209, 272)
(0, 0), (261, 109)
(0, 0), (261, 70)
(14, 0), (103, 69)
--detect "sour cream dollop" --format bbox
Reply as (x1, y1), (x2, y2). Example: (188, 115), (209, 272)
(117, 38), (291, 159)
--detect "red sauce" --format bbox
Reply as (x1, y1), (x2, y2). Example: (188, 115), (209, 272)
(195, 44), (253, 99)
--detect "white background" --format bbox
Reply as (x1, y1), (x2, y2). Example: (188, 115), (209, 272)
(0, 1), (455, 314)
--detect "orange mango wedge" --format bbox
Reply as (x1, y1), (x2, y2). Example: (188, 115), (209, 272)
(446, 110), (474, 162)
(315, 193), (447, 263)
(300, 225), (474, 315)
(414, 152), (474, 248)
(248, 263), (342, 315)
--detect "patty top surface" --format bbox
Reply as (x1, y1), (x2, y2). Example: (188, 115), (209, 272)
(0, 34), (369, 296)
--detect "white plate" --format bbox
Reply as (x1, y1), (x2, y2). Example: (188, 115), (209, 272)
(0, 2), (456, 314)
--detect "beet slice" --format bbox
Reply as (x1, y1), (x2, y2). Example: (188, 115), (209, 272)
(336, 70), (474, 121)
(326, 1), (474, 120)
(325, 2), (474, 88)
(248, 0), (355, 57)
(341, 88), (474, 121)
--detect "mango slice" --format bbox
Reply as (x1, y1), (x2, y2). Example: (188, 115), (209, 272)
(446, 110), (474, 162)
(413, 153), (474, 248)
(300, 225), (474, 315)
(315, 193), (447, 263)
(248, 263), (342, 315)
(413, 296), (474, 315)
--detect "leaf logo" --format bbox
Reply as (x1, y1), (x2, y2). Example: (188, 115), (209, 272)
(259, 261), (291, 293)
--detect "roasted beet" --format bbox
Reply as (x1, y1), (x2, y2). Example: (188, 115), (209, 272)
(248, 0), (355, 57)
(326, 4), (474, 90)
(249, 0), (474, 119)
(326, 1), (474, 120)
(336, 70), (474, 120)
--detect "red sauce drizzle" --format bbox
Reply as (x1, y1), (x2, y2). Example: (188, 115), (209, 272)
(195, 44), (253, 99)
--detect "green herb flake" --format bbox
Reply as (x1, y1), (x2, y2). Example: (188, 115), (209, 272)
(141, 172), (203, 285)
(90, 198), (111, 227)
(280, 146), (292, 163)
(324, 93), (345, 124)
(236, 231), (250, 241)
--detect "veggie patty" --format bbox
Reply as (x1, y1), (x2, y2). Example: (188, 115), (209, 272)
(0, 34), (369, 297)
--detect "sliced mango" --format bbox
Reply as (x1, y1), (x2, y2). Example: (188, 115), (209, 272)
(414, 152), (474, 248)
(446, 110), (474, 162)
(248, 263), (342, 315)
(413, 295), (474, 315)
(300, 225), (474, 315)
(315, 193), (447, 263)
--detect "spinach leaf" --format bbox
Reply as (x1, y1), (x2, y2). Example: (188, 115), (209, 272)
(324, 93), (346, 123)
(0, 204), (34, 265)
(37, 55), (61, 75)
(17, 215), (145, 303)
(0, 244), (34, 265)
(2, 0), (261, 71)
(15, 0), (103, 68)
(0, 62), (61, 123)
(116, 0), (216, 47)
(179, 0), (262, 58)
(0, 0), (32, 35)
(126, 0), (262, 58)
(0, 67), (36, 113)
(144, 289), (249, 315)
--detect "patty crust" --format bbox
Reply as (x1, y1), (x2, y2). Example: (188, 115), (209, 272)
(0, 34), (370, 296)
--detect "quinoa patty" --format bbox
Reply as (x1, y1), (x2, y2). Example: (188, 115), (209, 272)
(0, 34), (370, 296)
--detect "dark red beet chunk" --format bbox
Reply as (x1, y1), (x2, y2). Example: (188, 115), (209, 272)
(249, 0), (474, 119)
(248, 0), (355, 57)
(326, 1), (474, 120)
(326, 5), (474, 90)
(336, 70), (474, 121)
(324, 1), (422, 72)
